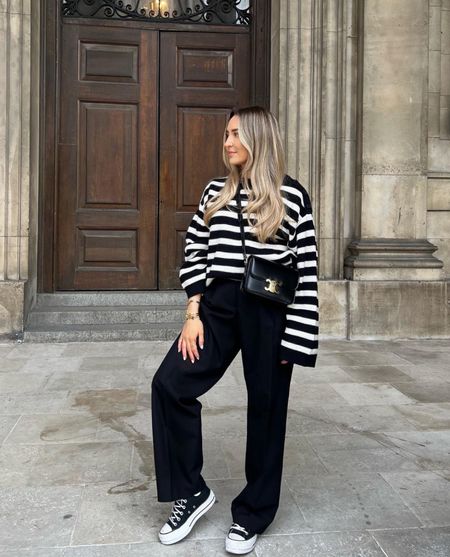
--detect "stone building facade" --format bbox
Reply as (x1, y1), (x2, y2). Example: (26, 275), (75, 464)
(0, 0), (449, 339)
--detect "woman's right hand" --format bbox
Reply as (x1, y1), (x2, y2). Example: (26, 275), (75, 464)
(178, 318), (204, 363)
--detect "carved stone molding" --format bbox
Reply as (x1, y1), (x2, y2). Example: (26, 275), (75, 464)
(344, 239), (444, 280)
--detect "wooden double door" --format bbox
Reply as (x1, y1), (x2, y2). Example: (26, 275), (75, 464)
(56, 23), (250, 290)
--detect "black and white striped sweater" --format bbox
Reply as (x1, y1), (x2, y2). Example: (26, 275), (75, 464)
(179, 176), (319, 367)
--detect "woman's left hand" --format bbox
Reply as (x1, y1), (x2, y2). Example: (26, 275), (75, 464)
(280, 360), (289, 365)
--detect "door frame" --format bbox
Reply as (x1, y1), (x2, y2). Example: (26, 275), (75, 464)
(38, 0), (271, 292)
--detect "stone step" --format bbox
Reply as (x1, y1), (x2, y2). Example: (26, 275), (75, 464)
(35, 291), (187, 307)
(23, 323), (181, 343)
(27, 305), (185, 327)
(25, 292), (188, 342)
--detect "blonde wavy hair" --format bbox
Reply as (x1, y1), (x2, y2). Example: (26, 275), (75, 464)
(203, 106), (287, 243)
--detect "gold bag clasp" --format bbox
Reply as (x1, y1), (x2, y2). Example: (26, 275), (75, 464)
(265, 278), (283, 294)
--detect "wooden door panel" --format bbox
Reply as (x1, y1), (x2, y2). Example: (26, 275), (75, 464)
(56, 25), (157, 290)
(79, 103), (138, 207)
(178, 108), (229, 205)
(159, 31), (250, 289)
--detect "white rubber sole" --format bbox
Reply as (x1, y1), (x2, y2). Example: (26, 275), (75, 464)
(158, 489), (216, 545)
(225, 533), (258, 554)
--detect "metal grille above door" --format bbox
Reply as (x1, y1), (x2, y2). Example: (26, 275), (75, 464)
(61, 0), (251, 24)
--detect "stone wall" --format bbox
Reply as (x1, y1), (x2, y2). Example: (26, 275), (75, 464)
(428, 0), (450, 277)
(272, 0), (448, 338)
(0, 0), (36, 335)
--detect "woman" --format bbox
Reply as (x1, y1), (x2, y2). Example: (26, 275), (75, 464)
(151, 106), (319, 554)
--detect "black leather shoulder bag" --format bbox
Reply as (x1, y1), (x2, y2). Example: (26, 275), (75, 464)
(236, 188), (299, 305)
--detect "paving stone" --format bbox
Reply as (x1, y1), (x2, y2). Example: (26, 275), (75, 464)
(3, 414), (101, 444)
(288, 383), (349, 407)
(80, 356), (140, 372)
(385, 340), (450, 353)
(316, 351), (411, 367)
(128, 539), (243, 556)
(95, 408), (152, 442)
(286, 473), (422, 531)
(64, 388), (140, 417)
(291, 365), (353, 384)
(29, 442), (133, 486)
(21, 357), (82, 373)
(381, 470), (450, 526)
(394, 403), (450, 430)
(0, 343), (14, 358)
(304, 432), (421, 473)
(282, 436), (329, 477)
(220, 437), (246, 479)
(62, 341), (170, 358)
(256, 531), (386, 556)
(390, 381), (450, 403)
(372, 526), (450, 557)
(0, 391), (71, 415)
(0, 486), (82, 548)
(44, 369), (144, 392)
(71, 481), (165, 545)
(0, 372), (48, 394)
(314, 340), (355, 353)
(394, 363), (450, 382)
(325, 404), (419, 433)
(6, 344), (67, 359)
(0, 444), (40, 487)
(205, 386), (248, 408)
(1, 338), (449, 555)
(330, 382), (415, 406)
(0, 548), (129, 557)
(286, 406), (341, 435)
(0, 415), (20, 443)
(339, 365), (414, 383)
(0, 358), (26, 373)
(387, 347), (450, 367)
(314, 446), (421, 474)
(381, 430), (450, 470)
(306, 432), (389, 451)
(201, 407), (247, 438)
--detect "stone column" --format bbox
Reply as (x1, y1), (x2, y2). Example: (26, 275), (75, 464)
(344, 0), (444, 280)
(0, 0), (38, 336)
(272, 0), (360, 281)
(271, 0), (360, 336)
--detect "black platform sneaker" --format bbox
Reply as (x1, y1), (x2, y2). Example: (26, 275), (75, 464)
(158, 486), (215, 545)
(225, 522), (258, 554)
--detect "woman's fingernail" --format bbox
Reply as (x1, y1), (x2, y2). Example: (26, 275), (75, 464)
(183, 356), (186, 360)
(200, 345), (204, 350)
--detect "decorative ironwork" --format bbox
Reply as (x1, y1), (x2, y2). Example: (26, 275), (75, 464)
(62, 0), (251, 25)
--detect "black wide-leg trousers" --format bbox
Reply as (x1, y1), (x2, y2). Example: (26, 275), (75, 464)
(151, 278), (293, 534)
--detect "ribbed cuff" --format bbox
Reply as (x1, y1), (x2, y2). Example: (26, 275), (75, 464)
(184, 281), (207, 299)
(279, 346), (317, 368)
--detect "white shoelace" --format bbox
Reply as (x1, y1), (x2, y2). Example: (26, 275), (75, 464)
(169, 499), (187, 527)
(231, 522), (248, 536)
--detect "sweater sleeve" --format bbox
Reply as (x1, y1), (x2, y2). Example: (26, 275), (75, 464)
(279, 189), (319, 367)
(179, 183), (211, 298)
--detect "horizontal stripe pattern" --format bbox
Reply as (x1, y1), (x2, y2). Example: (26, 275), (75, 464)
(179, 176), (319, 367)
